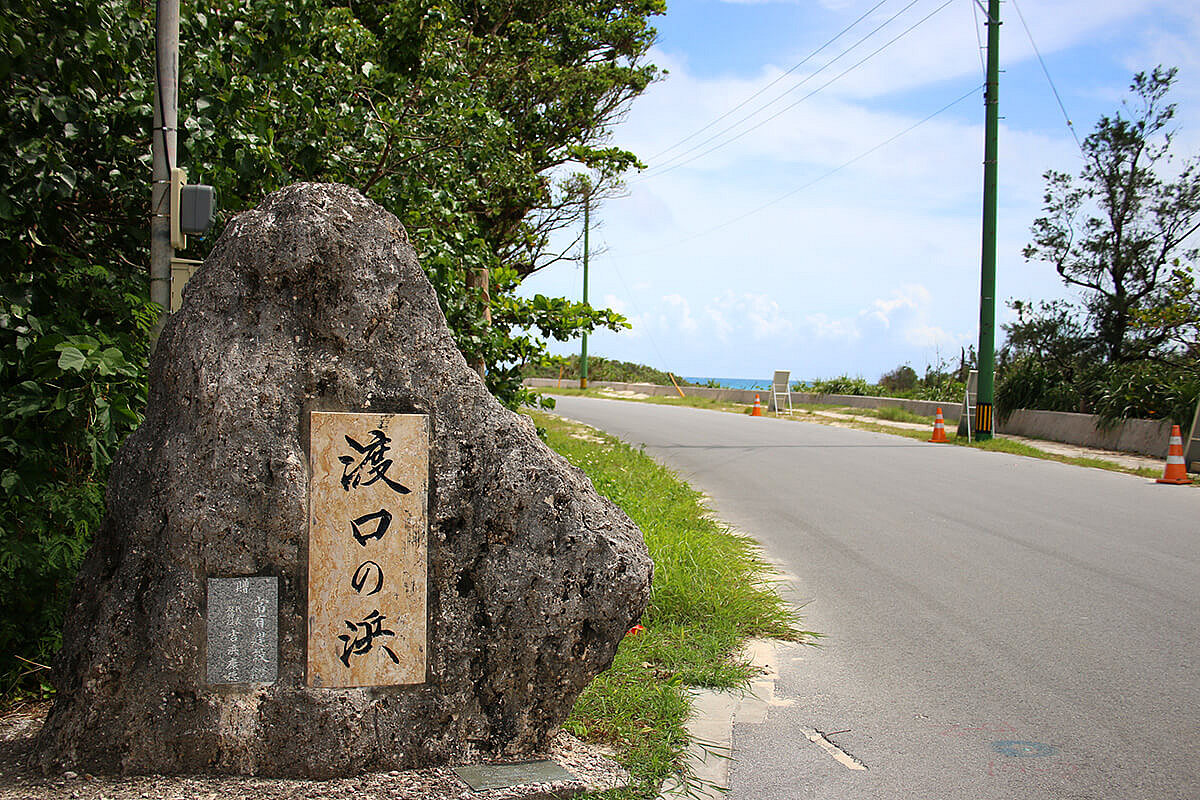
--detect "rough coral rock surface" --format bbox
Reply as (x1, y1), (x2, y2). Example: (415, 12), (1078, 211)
(37, 184), (651, 778)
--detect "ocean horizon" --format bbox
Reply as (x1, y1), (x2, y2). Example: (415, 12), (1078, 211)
(682, 376), (776, 390)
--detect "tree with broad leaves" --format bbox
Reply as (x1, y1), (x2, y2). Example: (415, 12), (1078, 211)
(1023, 66), (1200, 365)
(0, 0), (662, 697)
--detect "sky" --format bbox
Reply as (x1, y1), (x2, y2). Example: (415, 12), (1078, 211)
(517, 0), (1200, 382)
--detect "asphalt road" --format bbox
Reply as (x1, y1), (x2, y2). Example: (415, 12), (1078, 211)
(548, 396), (1200, 800)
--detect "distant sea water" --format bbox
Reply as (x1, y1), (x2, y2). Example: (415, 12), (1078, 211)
(682, 376), (774, 390)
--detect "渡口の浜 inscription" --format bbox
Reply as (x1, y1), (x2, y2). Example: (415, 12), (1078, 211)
(307, 411), (429, 687)
(206, 577), (278, 684)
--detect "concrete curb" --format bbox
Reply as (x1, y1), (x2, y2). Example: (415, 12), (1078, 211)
(657, 640), (784, 799)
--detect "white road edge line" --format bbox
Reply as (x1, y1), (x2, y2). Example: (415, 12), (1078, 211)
(800, 727), (869, 771)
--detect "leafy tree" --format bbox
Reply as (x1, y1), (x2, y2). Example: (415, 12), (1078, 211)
(178, 0), (658, 405)
(0, 0), (661, 696)
(1024, 67), (1200, 365)
(524, 354), (686, 386)
(1007, 67), (1200, 425)
(1, 0), (159, 696)
(1133, 265), (1200, 371)
(878, 364), (918, 394)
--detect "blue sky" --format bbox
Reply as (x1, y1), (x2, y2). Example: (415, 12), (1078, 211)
(519, 0), (1200, 382)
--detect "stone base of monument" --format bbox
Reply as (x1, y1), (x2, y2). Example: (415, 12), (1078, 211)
(2, 704), (630, 799)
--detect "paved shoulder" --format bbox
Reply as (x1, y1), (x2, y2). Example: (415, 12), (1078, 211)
(551, 395), (1200, 800)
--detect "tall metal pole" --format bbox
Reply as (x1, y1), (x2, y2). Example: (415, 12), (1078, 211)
(150, 0), (179, 348)
(579, 188), (590, 390)
(975, 0), (1001, 440)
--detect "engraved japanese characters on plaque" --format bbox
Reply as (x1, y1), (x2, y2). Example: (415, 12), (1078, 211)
(307, 412), (428, 687)
(206, 577), (278, 684)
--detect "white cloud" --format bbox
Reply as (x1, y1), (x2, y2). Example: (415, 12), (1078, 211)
(523, 1), (1200, 381)
(661, 293), (698, 333)
(866, 284), (928, 328)
(601, 293), (627, 314)
(703, 292), (794, 341)
(805, 312), (862, 342)
(798, 284), (969, 355)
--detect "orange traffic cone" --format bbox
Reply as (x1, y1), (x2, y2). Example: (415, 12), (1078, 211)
(930, 407), (947, 443)
(751, 394), (763, 416)
(1157, 425), (1192, 484)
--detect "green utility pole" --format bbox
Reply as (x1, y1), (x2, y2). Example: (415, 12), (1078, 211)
(580, 188), (590, 389)
(975, 0), (1001, 440)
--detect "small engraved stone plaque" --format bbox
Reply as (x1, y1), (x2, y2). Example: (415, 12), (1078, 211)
(453, 761), (578, 791)
(206, 577), (278, 684)
(307, 412), (428, 688)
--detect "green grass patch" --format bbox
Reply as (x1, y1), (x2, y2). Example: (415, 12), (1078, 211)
(962, 433), (1164, 479)
(872, 405), (933, 424)
(531, 410), (811, 798)
(841, 419), (1164, 478)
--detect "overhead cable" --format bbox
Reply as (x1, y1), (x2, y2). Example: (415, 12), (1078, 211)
(638, 0), (956, 181)
(640, 0), (926, 178)
(970, 0), (986, 78)
(615, 83), (983, 258)
(1010, 0), (1083, 152)
(647, 0), (891, 162)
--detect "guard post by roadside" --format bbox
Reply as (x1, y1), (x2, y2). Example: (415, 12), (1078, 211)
(1185, 399), (1200, 473)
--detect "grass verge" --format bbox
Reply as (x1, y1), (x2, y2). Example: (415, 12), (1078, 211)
(530, 409), (813, 798)
(843, 419), (1166, 479)
(856, 405), (934, 424)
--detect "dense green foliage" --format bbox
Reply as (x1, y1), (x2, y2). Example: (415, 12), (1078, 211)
(180, 0), (659, 404)
(1, 0), (164, 695)
(1002, 68), (1199, 430)
(799, 358), (967, 403)
(524, 353), (688, 386)
(0, 0), (663, 697)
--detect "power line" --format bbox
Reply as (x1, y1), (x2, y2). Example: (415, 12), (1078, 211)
(638, 0), (956, 181)
(1010, 0), (1083, 153)
(640, 0), (927, 178)
(604, 253), (681, 379)
(647, 0), (891, 163)
(970, 0), (986, 78)
(617, 83), (983, 259)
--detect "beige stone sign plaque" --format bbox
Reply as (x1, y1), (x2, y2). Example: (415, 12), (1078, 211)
(307, 411), (428, 687)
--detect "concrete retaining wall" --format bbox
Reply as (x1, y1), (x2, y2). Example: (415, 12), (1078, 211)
(998, 409), (1173, 459)
(524, 378), (1174, 458)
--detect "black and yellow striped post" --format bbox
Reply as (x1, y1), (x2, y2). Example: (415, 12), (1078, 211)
(975, 402), (994, 440)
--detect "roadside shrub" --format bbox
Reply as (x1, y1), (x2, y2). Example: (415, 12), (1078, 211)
(996, 357), (1073, 420)
(1094, 362), (1200, 436)
(804, 375), (881, 396)
(0, 284), (154, 698)
(801, 371), (961, 403)
(878, 364), (918, 394)
(525, 355), (687, 387)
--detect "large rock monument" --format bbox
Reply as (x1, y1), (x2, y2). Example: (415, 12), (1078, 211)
(37, 183), (652, 777)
